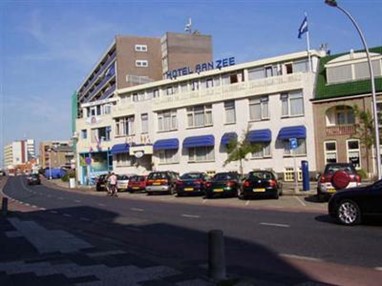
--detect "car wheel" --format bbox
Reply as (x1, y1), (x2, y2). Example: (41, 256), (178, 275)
(336, 199), (361, 226)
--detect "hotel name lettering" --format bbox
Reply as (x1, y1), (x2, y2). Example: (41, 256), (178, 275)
(166, 57), (235, 79)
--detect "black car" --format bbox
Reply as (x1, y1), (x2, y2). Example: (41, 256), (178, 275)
(26, 174), (41, 185)
(95, 174), (109, 192)
(239, 170), (282, 200)
(175, 172), (209, 196)
(204, 172), (240, 198)
(328, 179), (382, 225)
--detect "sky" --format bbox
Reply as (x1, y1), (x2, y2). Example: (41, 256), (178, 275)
(1, 0), (382, 166)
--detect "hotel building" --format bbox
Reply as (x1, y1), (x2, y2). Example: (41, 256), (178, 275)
(75, 49), (326, 184)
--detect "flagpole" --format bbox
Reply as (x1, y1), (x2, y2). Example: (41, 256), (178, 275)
(305, 12), (312, 72)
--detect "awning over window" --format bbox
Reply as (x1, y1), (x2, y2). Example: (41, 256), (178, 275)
(153, 138), (179, 150)
(221, 132), (238, 145)
(247, 129), (272, 142)
(110, 143), (130, 155)
(278, 125), (306, 140)
(183, 135), (215, 148)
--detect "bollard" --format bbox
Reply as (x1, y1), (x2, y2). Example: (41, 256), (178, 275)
(208, 229), (226, 281)
(2, 197), (8, 217)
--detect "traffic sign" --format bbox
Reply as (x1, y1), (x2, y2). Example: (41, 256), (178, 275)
(290, 138), (298, 150)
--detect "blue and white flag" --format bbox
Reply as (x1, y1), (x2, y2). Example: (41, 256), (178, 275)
(298, 16), (308, 39)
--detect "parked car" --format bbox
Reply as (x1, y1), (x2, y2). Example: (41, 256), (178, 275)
(317, 163), (361, 199)
(145, 171), (179, 195)
(117, 174), (136, 192)
(127, 175), (147, 193)
(204, 172), (241, 198)
(239, 170), (282, 200)
(26, 174), (41, 185)
(95, 173), (109, 192)
(328, 179), (382, 226)
(175, 172), (209, 196)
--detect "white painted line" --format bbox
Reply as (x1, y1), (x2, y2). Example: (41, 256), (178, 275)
(245, 200), (250, 206)
(39, 207), (46, 211)
(294, 196), (307, 207)
(63, 213), (72, 218)
(24, 203), (30, 207)
(375, 267), (382, 271)
(181, 214), (200, 219)
(202, 199), (208, 204)
(131, 208), (144, 212)
(280, 253), (323, 262)
(31, 205), (38, 209)
(50, 210), (59, 214)
(80, 217), (91, 222)
(260, 222), (290, 228)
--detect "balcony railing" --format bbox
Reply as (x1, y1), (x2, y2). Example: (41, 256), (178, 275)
(326, 125), (356, 136)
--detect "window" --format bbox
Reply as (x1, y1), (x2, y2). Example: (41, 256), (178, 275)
(116, 154), (136, 167)
(293, 60), (309, 73)
(347, 139), (361, 169)
(141, 113), (148, 133)
(135, 60), (148, 67)
(248, 67), (265, 80)
(91, 126), (111, 143)
(251, 143), (271, 158)
(158, 110), (177, 132)
(224, 101), (236, 124)
(187, 105), (212, 128)
(115, 116), (135, 136)
(281, 91), (304, 117)
(336, 106), (355, 125)
(249, 96), (269, 121)
(158, 149), (179, 164)
(81, 129), (87, 139)
(135, 44), (148, 52)
(283, 139), (306, 156)
(191, 81), (199, 91)
(188, 146), (215, 162)
(324, 141), (337, 164)
(104, 104), (111, 115)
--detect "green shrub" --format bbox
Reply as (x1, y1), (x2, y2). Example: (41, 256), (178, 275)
(61, 170), (75, 182)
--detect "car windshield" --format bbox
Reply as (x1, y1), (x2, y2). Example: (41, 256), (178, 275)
(325, 164), (355, 174)
(249, 172), (273, 180)
(149, 173), (167, 180)
(180, 173), (203, 180)
(118, 175), (129, 180)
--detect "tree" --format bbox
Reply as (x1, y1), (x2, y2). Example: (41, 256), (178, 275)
(224, 129), (262, 176)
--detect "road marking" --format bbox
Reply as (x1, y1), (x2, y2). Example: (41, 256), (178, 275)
(375, 267), (382, 271)
(80, 217), (91, 222)
(50, 210), (59, 214)
(202, 199), (208, 204)
(39, 207), (46, 211)
(181, 214), (200, 219)
(63, 213), (72, 218)
(294, 196), (307, 207)
(131, 208), (144, 212)
(280, 253), (323, 262)
(245, 200), (250, 206)
(260, 222), (290, 228)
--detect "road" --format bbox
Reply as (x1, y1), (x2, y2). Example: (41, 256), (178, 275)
(3, 176), (382, 285)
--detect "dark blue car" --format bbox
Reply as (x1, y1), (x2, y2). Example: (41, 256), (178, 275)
(175, 172), (209, 196)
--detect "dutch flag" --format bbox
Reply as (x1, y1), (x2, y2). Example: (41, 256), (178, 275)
(298, 16), (308, 39)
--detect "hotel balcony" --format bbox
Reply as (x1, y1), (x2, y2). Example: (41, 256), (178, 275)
(326, 125), (356, 136)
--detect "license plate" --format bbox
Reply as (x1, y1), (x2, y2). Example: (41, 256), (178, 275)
(253, 188), (265, 192)
(153, 182), (160, 185)
(133, 187), (139, 189)
(327, 188), (336, 193)
(185, 187), (194, 191)
(213, 188), (223, 192)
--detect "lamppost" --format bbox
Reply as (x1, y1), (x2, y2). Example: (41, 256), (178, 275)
(325, 0), (381, 179)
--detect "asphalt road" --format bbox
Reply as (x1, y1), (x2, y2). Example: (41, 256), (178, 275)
(3, 176), (382, 285)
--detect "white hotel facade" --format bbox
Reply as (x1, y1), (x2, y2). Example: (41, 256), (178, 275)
(75, 50), (326, 184)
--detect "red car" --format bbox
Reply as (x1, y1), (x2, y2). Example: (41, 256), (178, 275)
(127, 175), (147, 193)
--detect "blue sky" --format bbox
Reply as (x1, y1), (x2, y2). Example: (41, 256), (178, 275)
(1, 0), (382, 166)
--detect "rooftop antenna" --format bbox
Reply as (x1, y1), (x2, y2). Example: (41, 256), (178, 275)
(185, 18), (192, 34)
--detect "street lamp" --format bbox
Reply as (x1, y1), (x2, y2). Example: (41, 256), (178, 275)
(325, 0), (381, 179)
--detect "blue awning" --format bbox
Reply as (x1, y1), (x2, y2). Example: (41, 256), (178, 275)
(110, 143), (130, 155)
(247, 129), (272, 142)
(153, 138), (179, 150)
(183, 135), (215, 148)
(278, 125), (306, 140)
(221, 132), (238, 145)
